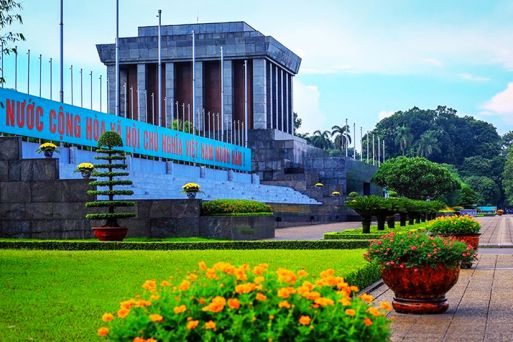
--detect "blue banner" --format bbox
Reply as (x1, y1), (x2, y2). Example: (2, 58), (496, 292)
(0, 88), (251, 171)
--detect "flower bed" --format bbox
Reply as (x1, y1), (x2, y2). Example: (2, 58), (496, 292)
(428, 215), (480, 235)
(98, 262), (390, 341)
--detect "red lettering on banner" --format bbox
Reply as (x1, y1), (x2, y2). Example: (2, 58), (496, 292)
(201, 143), (214, 161)
(74, 116), (81, 138)
(215, 146), (230, 163)
(6, 99), (15, 126)
(26, 103), (35, 130)
(66, 113), (73, 137)
(86, 118), (93, 140)
(49, 109), (57, 133)
(171, 136), (182, 155)
(35, 106), (44, 131)
(144, 131), (158, 152)
(16, 101), (25, 127)
(231, 150), (242, 166)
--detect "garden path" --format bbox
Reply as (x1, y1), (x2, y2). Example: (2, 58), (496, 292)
(272, 221), (363, 240)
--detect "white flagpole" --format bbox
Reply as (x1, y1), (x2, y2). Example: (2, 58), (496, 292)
(372, 134), (375, 165)
(345, 118), (348, 157)
(220, 46), (224, 140)
(377, 136), (381, 166)
(353, 122), (356, 159)
(157, 9), (162, 126)
(244, 60), (248, 147)
(360, 126), (363, 161)
(383, 139), (386, 163)
(59, 0), (64, 102)
(115, 0), (119, 115)
(192, 30), (195, 129)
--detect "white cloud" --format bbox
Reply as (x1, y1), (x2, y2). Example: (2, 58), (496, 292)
(459, 73), (490, 82)
(293, 79), (326, 133)
(482, 83), (513, 117)
(378, 111), (395, 120)
(419, 58), (444, 67)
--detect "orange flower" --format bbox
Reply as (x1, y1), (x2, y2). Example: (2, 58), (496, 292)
(256, 293), (267, 301)
(199, 261), (208, 271)
(160, 280), (171, 287)
(117, 308), (130, 319)
(320, 269), (335, 278)
(253, 263), (269, 275)
(120, 299), (136, 310)
(146, 339), (157, 342)
(299, 315), (311, 325)
(345, 309), (356, 316)
(174, 305), (187, 314)
(198, 297), (206, 304)
(135, 299), (152, 308)
(202, 296), (226, 313)
(350, 286), (359, 293)
(149, 314), (163, 322)
(186, 320), (199, 330)
(367, 307), (381, 317)
(364, 317), (373, 326)
(276, 268), (297, 284)
(359, 293), (374, 303)
(302, 291), (321, 301)
(254, 276), (265, 284)
(142, 280), (157, 292)
(339, 297), (352, 306)
(298, 270), (308, 277)
(187, 273), (198, 282)
(314, 297), (335, 307)
(228, 298), (241, 310)
(133, 338), (145, 342)
(150, 295), (160, 301)
(235, 282), (256, 294)
(178, 280), (191, 291)
(102, 313), (114, 322)
(380, 301), (393, 311)
(279, 300), (291, 309)
(97, 327), (109, 337)
(204, 320), (216, 330)
(277, 287), (296, 299)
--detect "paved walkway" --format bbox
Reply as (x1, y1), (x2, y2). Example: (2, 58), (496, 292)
(367, 216), (513, 342)
(273, 221), (362, 240)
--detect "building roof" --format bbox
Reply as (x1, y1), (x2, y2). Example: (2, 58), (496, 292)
(96, 21), (301, 74)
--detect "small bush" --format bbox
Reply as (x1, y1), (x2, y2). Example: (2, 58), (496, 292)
(201, 199), (272, 216)
(97, 262), (391, 341)
(428, 215), (481, 235)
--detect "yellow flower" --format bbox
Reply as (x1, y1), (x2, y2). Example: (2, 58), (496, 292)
(367, 307), (382, 317)
(279, 301), (291, 309)
(339, 297), (352, 306)
(297, 270), (308, 277)
(359, 293), (374, 303)
(364, 317), (373, 326)
(254, 276), (265, 284)
(97, 327), (109, 337)
(299, 315), (311, 325)
(187, 320), (199, 330)
(256, 293), (267, 301)
(178, 280), (190, 291)
(253, 263), (269, 275)
(102, 313), (114, 322)
(277, 287), (296, 299)
(380, 301), (393, 312)
(204, 320), (216, 330)
(117, 308), (130, 319)
(142, 280), (157, 292)
(345, 309), (356, 316)
(235, 282), (256, 294)
(314, 297), (335, 307)
(174, 305), (187, 314)
(199, 261), (208, 271)
(202, 296), (226, 313)
(228, 298), (241, 310)
(149, 314), (163, 322)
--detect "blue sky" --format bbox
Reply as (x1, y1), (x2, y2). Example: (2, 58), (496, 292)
(5, 0), (513, 141)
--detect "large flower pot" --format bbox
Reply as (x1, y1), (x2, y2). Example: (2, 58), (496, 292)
(186, 192), (197, 199)
(450, 233), (480, 269)
(92, 226), (128, 241)
(43, 150), (54, 158)
(80, 170), (92, 179)
(382, 264), (460, 314)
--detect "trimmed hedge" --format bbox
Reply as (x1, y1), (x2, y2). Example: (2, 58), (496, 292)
(206, 212), (273, 217)
(345, 262), (382, 291)
(0, 239), (369, 251)
(324, 227), (428, 240)
(201, 199), (272, 216)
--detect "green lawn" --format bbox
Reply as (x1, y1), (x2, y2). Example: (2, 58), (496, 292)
(0, 249), (368, 341)
(325, 221), (430, 239)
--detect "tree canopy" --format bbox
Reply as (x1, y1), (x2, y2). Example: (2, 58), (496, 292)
(373, 157), (460, 200)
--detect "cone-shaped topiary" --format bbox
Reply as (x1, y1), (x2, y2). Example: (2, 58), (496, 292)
(85, 132), (136, 228)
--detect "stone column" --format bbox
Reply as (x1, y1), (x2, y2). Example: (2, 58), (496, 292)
(194, 61), (203, 130)
(137, 64), (147, 123)
(290, 75), (294, 135)
(252, 59), (267, 129)
(165, 62), (175, 128)
(279, 68), (284, 132)
(223, 60), (233, 135)
(269, 64), (274, 129)
(274, 64), (279, 130)
(107, 65), (116, 115)
(120, 69), (128, 117)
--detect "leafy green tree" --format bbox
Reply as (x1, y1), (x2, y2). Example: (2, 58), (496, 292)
(307, 130), (333, 150)
(457, 185), (479, 208)
(502, 131), (513, 150)
(395, 125), (413, 155)
(293, 112), (302, 134)
(331, 124), (352, 152)
(373, 157), (460, 200)
(502, 146), (513, 206)
(416, 130), (441, 157)
(1, 0), (25, 85)
(464, 176), (501, 206)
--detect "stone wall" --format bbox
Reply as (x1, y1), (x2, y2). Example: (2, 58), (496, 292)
(199, 216), (275, 240)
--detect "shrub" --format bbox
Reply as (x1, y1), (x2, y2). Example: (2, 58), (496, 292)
(428, 215), (481, 235)
(201, 199), (272, 216)
(346, 195), (383, 234)
(97, 262), (391, 341)
(85, 132), (136, 226)
(366, 232), (474, 269)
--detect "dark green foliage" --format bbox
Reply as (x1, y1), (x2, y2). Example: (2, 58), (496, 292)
(503, 146), (513, 206)
(86, 132), (136, 227)
(457, 185), (479, 208)
(0, 1), (25, 85)
(0, 239), (370, 251)
(94, 155), (126, 160)
(206, 212), (273, 217)
(463, 176), (501, 206)
(201, 199), (272, 216)
(344, 262), (382, 291)
(373, 157), (460, 199)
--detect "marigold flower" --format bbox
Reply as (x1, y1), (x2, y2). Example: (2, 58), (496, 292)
(314, 297), (335, 307)
(204, 320), (216, 330)
(187, 320), (199, 330)
(228, 298), (241, 309)
(254, 276), (265, 284)
(298, 270), (308, 277)
(120, 299), (136, 309)
(279, 300), (291, 309)
(187, 273), (198, 282)
(339, 297), (352, 306)
(198, 297), (206, 304)
(97, 327), (109, 337)
(146, 339), (157, 342)
(178, 280), (191, 291)
(359, 293), (374, 303)
(150, 295), (160, 301)
(142, 280), (157, 292)
(174, 305), (187, 314)
(117, 308), (130, 319)
(299, 315), (311, 325)
(276, 268), (297, 284)
(253, 263), (269, 275)
(320, 269), (335, 278)
(202, 296), (226, 313)
(235, 282), (256, 294)
(256, 293), (267, 301)
(349, 286), (359, 292)
(364, 317), (373, 326)
(135, 299), (152, 307)
(345, 309), (356, 316)
(199, 261), (208, 271)
(133, 337), (145, 342)
(380, 301), (393, 311)
(102, 313), (114, 322)
(149, 314), (163, 322)
(367, 307), (381, 317)
(277, 287), (296, 299)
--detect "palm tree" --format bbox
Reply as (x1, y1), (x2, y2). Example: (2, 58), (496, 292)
(309, 130), (333, 150)
(416, 130), (441, 157)
(395, 125), (413, 155)
(331, 125), (352, 152)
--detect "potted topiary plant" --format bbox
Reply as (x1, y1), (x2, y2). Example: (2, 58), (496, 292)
(366, 232), (473, 314)
(429, 215), (481, 268)
(74, 162), (95, 179)
(181, 182), (201, 199)
(346, 195), (382, 234)
(375, 197), (394, 231)
(36, 142), (59, 158)
(497, 209), (504, 216)
(85, 132), (136, 241)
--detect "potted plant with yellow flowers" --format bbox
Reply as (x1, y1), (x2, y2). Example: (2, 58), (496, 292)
(181, 182), (202, 199)
(36, 142), (59, 158)
(75, 162), (95, 179)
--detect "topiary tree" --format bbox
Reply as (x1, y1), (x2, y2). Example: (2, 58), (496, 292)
(86, 132), (136, 231)
(346, 195), (382, 234)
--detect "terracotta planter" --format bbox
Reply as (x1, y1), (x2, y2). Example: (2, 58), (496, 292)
(92, 226), (128, 241)
(450, 233), (480, 269)
(382, 264), (460, 314)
